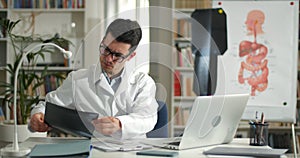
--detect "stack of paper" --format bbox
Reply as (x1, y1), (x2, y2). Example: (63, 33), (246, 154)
(92, 138), (152, 152)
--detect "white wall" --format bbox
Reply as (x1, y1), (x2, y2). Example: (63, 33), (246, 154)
(84, 0), (150, 74)
(84, 0), (105, 69)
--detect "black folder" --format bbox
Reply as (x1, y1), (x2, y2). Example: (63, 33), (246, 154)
(44, 102), (99, 138)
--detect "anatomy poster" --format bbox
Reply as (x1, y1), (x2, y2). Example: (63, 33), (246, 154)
(213, 1), (299, 109)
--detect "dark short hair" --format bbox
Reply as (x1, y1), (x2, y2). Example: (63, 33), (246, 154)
(104, 19), (142, 52)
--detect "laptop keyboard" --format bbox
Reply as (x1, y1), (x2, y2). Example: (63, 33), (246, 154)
(168, 141), (181, 146)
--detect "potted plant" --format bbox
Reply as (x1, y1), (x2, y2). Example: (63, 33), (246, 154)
(0, 18), (71, 141)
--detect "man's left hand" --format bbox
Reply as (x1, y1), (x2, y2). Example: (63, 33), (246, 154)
(92, 116), (121, 135)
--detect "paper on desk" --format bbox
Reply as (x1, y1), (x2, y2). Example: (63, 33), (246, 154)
(92, 138), (152, 152)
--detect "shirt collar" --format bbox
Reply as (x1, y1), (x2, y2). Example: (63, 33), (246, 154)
(93, 62), (125, 84)
(102, 68), (123, 84)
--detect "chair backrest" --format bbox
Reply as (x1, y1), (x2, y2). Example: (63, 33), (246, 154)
(146, 101), (169, 138)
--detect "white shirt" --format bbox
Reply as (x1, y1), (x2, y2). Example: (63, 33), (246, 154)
(31, 63), (158, 139)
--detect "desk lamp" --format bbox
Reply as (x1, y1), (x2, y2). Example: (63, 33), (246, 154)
(0, 43), (72, 157)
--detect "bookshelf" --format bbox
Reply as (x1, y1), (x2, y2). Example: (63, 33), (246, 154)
(0, 0), (8, 122)
(8, 0), (85, 69)
(171, 8), (195, 137)
(170, 0), (213, 137)
(0, 0), (85, 121)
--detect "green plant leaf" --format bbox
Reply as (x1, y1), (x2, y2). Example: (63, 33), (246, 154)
(0, 18), (72, 124)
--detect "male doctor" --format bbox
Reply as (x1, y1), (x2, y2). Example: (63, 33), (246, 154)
(29, 19), (158, 139)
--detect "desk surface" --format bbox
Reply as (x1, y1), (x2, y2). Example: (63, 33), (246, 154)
(0, 138), (289, 158)
(90, 138), (284, 158)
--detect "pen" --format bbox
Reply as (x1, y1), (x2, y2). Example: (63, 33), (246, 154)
(259, 112), (265, 145)
(119, 146), (144, 151)
(260, 112), (265, 124)
(249, 120), (256, 128)
(255, 111), (258, 123)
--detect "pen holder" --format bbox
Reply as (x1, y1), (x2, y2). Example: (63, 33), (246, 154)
(249, 122), (269, 146)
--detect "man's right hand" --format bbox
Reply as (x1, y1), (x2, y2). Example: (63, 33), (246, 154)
(30, 113), (50, 132)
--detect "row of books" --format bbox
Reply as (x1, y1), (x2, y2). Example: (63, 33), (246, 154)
(175, 46), (194, 68)
(0, 107), (4, 122)
(269, 132), (292, 153)
(173, 18), (191, 39)
(173, 70), (196, 97)
(267, 129), (300, 154)
(173, 106), (190, 126)
(0, 25), (5, 38)
(0, 0), (7, 8)
(26, 73), (67, 97)
(13, 0), (85, 9)
(296, 132), (300, 154)
(175, 0), (211, 9)
(294, 104), (300, 129)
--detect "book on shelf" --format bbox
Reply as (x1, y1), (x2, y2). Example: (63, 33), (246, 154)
(173, 70), (196, 97)
(296, 106), (300, 126)
(174, 70), (181, 96)
(177, 50), (183, 67)
(175, 45), (194, 68)
(13, 0), (85, 9)
(174, 106), (190, 126)
(0, 106), (5, 122)
(175, 0), (210, 9)
(173, 18), (191, 39)
(296, 132), (300, 154)
(0, 0), (7, 8)
(180, 73), (196, 97)
(26, 72), (67, 97)
(297, 77), (300, 98)
(0, 26), (3, 38)
(36, 78), (46, 96)
(181, 46), (194, 67)
(0, 24), (6, 38)
(269, 132), (292, 153)
(44, 74), (66, 94)
(175, 0), (195, 9)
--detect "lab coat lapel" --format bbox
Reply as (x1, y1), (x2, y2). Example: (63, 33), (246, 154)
(112, 68), (130, 116)
(99, 75), (115, 95)
(92, 63), (114, 95)
(115, 67), (130, 97)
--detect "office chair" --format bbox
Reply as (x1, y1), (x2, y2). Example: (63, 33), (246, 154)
(146, 100), (169, 138)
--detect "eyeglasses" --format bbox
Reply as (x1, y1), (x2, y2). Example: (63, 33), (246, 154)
(99, 44), (131, 63)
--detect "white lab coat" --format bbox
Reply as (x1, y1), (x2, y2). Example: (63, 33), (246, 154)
(31, 63), (158, 139)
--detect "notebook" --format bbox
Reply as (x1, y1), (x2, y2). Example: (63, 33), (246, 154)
(203, 146), (288, 158)
(143, 93), (250, 150)
(44, 102), (99, 138)
(29, 139), (91, 158)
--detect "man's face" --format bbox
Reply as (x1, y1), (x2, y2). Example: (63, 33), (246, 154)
(100, 32), (135, 77)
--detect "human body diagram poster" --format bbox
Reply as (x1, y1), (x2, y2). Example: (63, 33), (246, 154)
(213, 1), (298, 121)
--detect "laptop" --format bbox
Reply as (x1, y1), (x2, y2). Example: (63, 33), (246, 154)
(144, 93), (250, 150)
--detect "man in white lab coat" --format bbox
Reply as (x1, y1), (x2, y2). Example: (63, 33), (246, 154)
(29, 19), (158, 139)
